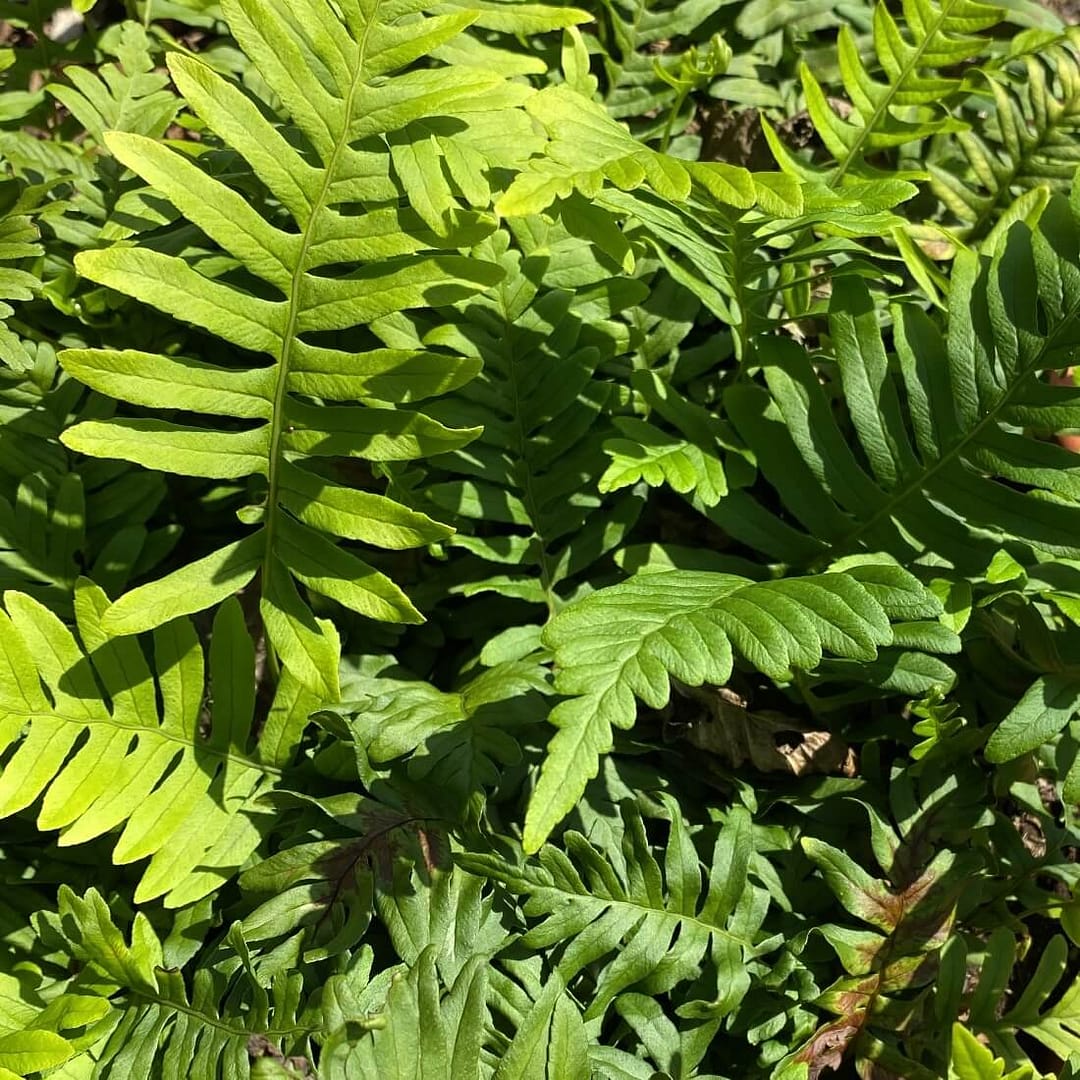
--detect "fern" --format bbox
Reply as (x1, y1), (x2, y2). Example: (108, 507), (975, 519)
(716, 184), (1080, 571)
(957, 928), (1080, 1070)
(0, 583), (308, 905)
(24, 885), (386, 1078)
(327, 660), (550, 821)
(381, 216), (646, 621)
(0, 184), (41, 354)
(523, 562), (945, 849)
(55, 0), (542, 697)
(586, 0), (730, 150)
(768, 0), (1001, 185)
(931, 34), (1080, 244)
(598, 177), (913, 362)
(45, 22), (180, 145)
(462, 795), (765, 1024)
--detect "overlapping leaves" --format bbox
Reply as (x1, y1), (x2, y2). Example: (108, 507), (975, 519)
(718, 183), (1080, 570)
(931, 34), (1080, 243)
(56, 0), (541, 696)
(462, 795), (764, 1025)
(524, 562), (944, 849)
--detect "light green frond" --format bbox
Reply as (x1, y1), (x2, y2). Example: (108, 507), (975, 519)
(497, 84), (755, 217)
(0, 582), (300, 906)
(523, 563), (942, 849)
(57, 0), (539, 694)
(931, 37), (1080, 243)
(776, 0), (1002, 184)
(45, 22), (179, 144)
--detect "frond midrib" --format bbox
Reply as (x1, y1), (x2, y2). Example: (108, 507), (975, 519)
(262, 0), (384, 591)
(120, 982), (312, 1041)
(0, 706), (282, 778)
(530, 883), (751, 946)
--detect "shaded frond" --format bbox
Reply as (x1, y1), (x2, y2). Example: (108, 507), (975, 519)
(389, 218), (648, 616)
(717, 184), (1080, 570)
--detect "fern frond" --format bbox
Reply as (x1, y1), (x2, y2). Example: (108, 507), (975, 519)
(931, 36), (1080, 243)
(0, 181), (43, 379)
(587, 0), (730, 149)
(320, 946), (493, 1078)
(497, 83), (757, 218)
(328, 661), (550, 820)
(718, 185), (1080, 570)
(387, 218), (648, 616)
(0, 473), (82, 610)
(960, 927), (1080, 1068)
(770, 0), (1001, 185)
(57, 0), (538, 696)
(0, 583), (306, 905)
(463, 795), (764, 1023)
(26, 885), (385, 1077)
(45, 22), (179, 145)
(598, 178), (913, 361)
(523, 562), (944, 849)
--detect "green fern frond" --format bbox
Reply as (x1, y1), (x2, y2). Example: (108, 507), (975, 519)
(327, 661), (550, 820)
(523, 562), (943, 849)
(45, 22), (179, 145)
(598, 178), (913, 362)
(717, 184), (1080, 570)
(497, 83), (757, 218)
(0, 473), (82, 610)
(463, 794), (763, 1024)
(55, 0), (545, 697)
(958, 927), (1080, 1069)
(0, 185), (41, 317)
(25, 885), (385, 1077)
(320, 946), (494, 1079)
(769, 0), (1001, 185)
(931, 36), (1080, 243)
(0, 583), (305, 905)
(388, 218), (648, 616)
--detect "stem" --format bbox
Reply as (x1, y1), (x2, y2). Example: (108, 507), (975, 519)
(659, 85), (690, 155)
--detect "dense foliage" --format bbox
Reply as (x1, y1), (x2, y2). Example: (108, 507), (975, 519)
(4, 0), (1080, 1076)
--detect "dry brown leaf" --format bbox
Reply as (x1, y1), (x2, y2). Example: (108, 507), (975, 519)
(676, 685), (856, 777)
